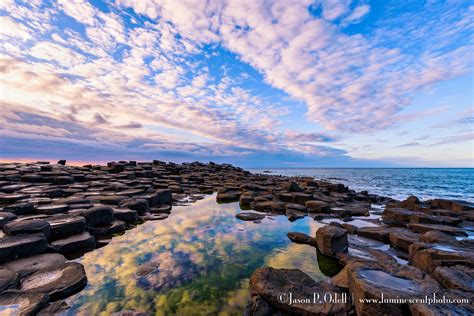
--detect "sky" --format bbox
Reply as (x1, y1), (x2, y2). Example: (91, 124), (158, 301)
(0, 0), (472, 167)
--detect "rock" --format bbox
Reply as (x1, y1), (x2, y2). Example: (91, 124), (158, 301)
(20, 262), (87, 301)
(87, 220), (126, 237)
(50, 232), (95, 255)
(337, 245), (396, 265)
(400, 195), (421, 210)
(292, 193), (312, 205)
(382, 208), (422, 226)
(330, 265), (349, 289)
(0, 234), (48, 263)
(347, 259), (441, 316)
(235, 212), (265, 221)
(305, 200), (330, 213)
(287, 232), (317, 246)
(36, 204), (69, 215)
(121, 199), (149, 215)
(143, 213), (168, 221)
(0, 291), (49, 315)
(409, 213), (463, 226)
(113, 209), (138, 223)
(286, 181), (302, 192)
(144, 189), (172, 206)
(432, 265), (474, 292)
(0, 212), (17, 228)
(80, 206), (114, 226)
(54, 176), (74, 185)
(389, 228), (420, 252)
(0, 193), (30, 204)
(252, 201), (273, 212)
(287, 212), (305, 222)
(47, 215), (86, 240)
(3, 219), (51, 238)
(451, 200), (474, 212)
(57, 160), (66, 165)
(409, 289), (474, 315)
(0, 253), (66, 277)
(37, 300), (70, 315)
(407, 223), (467, 236)
(419, 230), (458, 244)
(3, 202), (35, 215)
(88, 195), (127, 205)
(249, 267), (352, 315)
(316, 225), (348, 257)
(239, 193), (253, 207)
(0, 267), (19, 291)
(409, 242), (474, 273)
(216, 192), (240, 203)
(357, 226), (400, 243)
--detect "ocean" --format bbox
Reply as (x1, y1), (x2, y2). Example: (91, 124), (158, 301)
(250, 168), (474, 203)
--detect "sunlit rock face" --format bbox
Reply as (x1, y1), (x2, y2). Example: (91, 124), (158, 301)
(65, 196), (328, 315)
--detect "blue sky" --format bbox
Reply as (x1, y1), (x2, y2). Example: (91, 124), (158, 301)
(0, 0), (472, 167)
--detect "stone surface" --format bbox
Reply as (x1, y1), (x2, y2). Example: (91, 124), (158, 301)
(3, 219), (51, 238)
(235, 212), (265, 221)
(0, 267), (19, 292)
(316, 225), (348, 257)
(407, 223), (467, 236)
(409, 242), (474, 273)
(389, 228), (420, 252)
(0, 234), (48, 263)
(347, 259), (441, 316)
(113, 209), (138, 223)
(47, 215), (86, 240)
(20, 262), (87, 301)
(305, 200), (330, 213)
(287, 232), (317, 246)
(0, 291), (50, 315)
(88, 220), (126, 237)
(249, 267), (352, 315)
(432, 265), (474, 292)
(0, 253), (67, 277)
(80, 206), (114, 226)
(0, 212), (17, 228)
(50, 232), (96, 255)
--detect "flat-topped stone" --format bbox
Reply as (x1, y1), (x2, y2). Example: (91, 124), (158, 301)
(20, 262), (87, 301)
(0, 253), (67, 277)
(50, 232), (95, 255)
(0, 234), (48, 263)
(0, 291), (49, 315)
(3, 219), (51, 238)
(407, 223), (467, 236)
(0, 267), (19, 292)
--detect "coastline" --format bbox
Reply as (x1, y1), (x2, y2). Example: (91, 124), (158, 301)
(0, 160), (473, 315)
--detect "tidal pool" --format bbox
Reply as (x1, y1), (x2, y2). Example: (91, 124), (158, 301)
(63, 195), (335, 315)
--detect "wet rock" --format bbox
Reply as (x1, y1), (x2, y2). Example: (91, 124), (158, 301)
(57, 160), (66, 165)
(0, 291), (49, 315)
(0, 212), (17, 228)
(287, 181), (302, 192)
(239, 193), (253, 207)
(36, 204), (69, 215)
(316, 225), (348, 257)
(409, 242), (474, 273)
(407, 223), (467, 236)
(20, 262), (87, 301)
(0, 253), (67, 277)
(50, 232), (95, 255)
(0, 193), (30, 204)
(113, 209), (138, 223)
(287, 213), (305, 222)
(409, 213), (463, 226)
(3, 202), (35, 215)
(0, 267), (19, 291)
(235, 212), (265, 221)
(400, 195), (421, 211)
(54, 176), (74, 185)
(356, 226), (399, 243)
(216, 192), (240, 203)
(451, 200), (474, 212)
(270, 201), (286, 213)
(293, 192), (312, 205)
(305, 200), (330, 213)
(330, 265), (349, 289)
(145, 189), (172, 206)
(382, 208), (422, 226)
(432, 265), (474, 292)
(287, 232), (317, 246)
(347, 259), (441, 316)
(0, 234), (48, 263)
(121, 199), (149, 215)
(150, 205), (172, 214)
(252, 201), (273, 212)
(3, 219), (51, 238)
(47, 215), (86, 240)
(419, 230), (458, 244)
(37, 300), (70, 315)
(389, 228), (420, 252)
(80, 206), (114, 226)
(143, 213), (168, 221)
(88, 195), (127, 205)
(88, 220), (126, 237)
(249, 267), (352, 315)
(337, 245), (396, 265)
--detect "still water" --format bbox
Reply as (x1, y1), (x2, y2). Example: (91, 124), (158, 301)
(64, 195), (337, 315)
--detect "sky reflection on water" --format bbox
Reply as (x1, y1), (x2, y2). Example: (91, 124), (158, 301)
(64, 195), (329, 315)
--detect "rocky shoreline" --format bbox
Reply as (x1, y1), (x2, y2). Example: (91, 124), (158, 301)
(0, 160), (472, 315)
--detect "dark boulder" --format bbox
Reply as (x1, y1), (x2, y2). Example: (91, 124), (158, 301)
(287, 232), (317, 246)
(316, 225), (348, 257)
(0, 253), (66, 277)
(50, 232), (95, 255)
(3, 219), (51, 238)
(0, 234), (48, 263)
